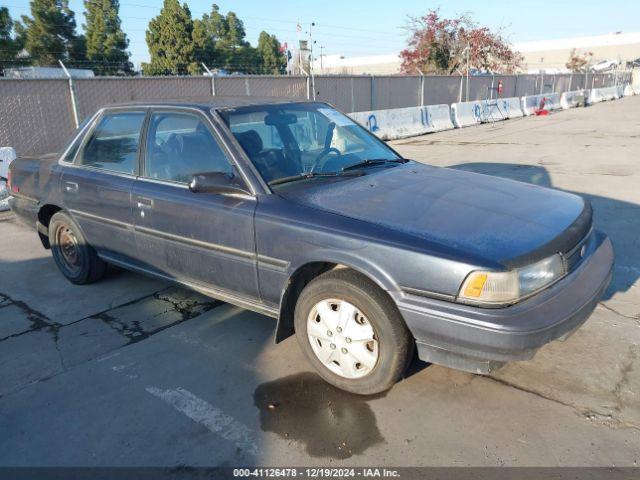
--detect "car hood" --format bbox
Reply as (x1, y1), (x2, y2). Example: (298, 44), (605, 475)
(279, 163), (591, 267)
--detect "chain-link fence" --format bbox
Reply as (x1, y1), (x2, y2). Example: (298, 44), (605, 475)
(0, 78), (77, 156)
(0, 71), (633, 156)
(74, 76), (213, 119)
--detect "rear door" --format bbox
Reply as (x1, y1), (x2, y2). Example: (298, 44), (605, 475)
(61, 109), (147, 262)
(131, 108), (259, 299)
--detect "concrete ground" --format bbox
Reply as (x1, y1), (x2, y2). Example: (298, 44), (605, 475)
(0, 96), (639, 467)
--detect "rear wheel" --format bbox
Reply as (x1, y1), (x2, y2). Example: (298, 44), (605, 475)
(49, 211), (107, 284)
(294, 268), (413, 395)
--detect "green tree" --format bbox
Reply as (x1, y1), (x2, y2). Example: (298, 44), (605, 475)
(192, 17), (216, 65)
(84, 0), (133, 75)
(67, 33), (88, 68)
(223, 11), (246, 49)
(0, 7), (22, 64)
(257, 31), (285, 74)
(18, 0), (85, 66)
(192, 4), (229, 67)
(227, 45), (260, 73)
(142, 0), (199, 75)
(208, 4), (228, 42)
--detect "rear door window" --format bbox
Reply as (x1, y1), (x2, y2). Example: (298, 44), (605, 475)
(78, 111), (146, 175)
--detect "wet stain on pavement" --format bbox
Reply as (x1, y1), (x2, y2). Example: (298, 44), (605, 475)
(93, 288), (222, 345)
(0, 291), (60, 340)
(254, 372), (384, 459)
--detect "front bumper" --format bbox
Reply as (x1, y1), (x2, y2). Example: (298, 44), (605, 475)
(396, 230), (614, 374)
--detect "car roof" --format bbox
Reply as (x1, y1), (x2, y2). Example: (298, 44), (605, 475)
(105, 96), (314, 111)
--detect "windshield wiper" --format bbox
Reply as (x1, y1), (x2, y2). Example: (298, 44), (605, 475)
(342, 158), (408, 171)
(268, 171), (364, 186)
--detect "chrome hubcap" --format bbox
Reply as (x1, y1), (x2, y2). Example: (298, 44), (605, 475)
(307, 299), (379, 379)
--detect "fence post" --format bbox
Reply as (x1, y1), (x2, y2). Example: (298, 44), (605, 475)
(350, 77), (355, 112)
(584, 69), (588, 91)
(306, 75), (311, 100)
(417, 70), (424, 107)
(201, 63), (216, 96)
(466, 73), (470, 101)
(513, 75), (519, 98)
(59, 60), (79, 128)
(370, 75), (375, 110)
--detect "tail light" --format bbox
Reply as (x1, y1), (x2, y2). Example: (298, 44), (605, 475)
(7, 169), (18, 193)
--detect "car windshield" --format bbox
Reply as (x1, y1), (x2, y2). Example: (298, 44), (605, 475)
(218, 102), (403, 185)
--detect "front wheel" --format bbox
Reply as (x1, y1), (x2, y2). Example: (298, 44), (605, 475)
(49, 211), (107, 285)
(294, 269), (413, 395)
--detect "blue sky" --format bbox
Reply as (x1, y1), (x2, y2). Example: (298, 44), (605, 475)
(4, 0), (639, 67)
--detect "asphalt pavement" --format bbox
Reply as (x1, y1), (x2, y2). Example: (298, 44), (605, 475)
(1, 96), (638, 467)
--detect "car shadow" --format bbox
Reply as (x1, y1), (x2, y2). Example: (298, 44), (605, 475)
(447, 162), (640, 300)
(0, 235), (387, 464)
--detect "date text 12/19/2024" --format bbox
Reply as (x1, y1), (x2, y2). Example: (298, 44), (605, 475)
(233, 468), (401, 478)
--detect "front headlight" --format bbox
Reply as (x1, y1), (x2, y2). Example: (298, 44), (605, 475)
(458, 254), (566, 306)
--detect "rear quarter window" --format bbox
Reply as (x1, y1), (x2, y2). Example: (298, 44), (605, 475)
(61, 116), (93, 163)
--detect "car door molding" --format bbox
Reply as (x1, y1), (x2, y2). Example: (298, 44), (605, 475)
(69, 208), (133, 230)
(68, 207), (281, 265)
(257, 254), (290, 272)
(134, 224), (256, 261)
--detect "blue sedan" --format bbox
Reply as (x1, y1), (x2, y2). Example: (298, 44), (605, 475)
(8, 98), (613, 394)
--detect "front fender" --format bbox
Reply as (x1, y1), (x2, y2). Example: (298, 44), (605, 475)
(286, 249), (399, 294)
(274, 249), (400, 344)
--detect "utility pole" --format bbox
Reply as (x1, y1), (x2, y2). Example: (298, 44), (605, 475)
(296, 19), (304, 76)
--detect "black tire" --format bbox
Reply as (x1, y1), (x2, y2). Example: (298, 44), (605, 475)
(294, 268), (413, 395)
(49, 211), (107, 285)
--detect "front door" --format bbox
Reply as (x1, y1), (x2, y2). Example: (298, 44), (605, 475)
(131, 109), (259, 299)
(61, 109), (147, 262)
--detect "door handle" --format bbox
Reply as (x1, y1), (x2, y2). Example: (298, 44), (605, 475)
(136, 197), (154, 209)
(64, 181), (78, 193)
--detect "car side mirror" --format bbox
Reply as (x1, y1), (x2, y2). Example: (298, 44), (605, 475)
(188, 172), (250, 196)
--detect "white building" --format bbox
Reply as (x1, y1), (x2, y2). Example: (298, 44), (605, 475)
(310, 31), (640, 75)
(312, 53), (401, 75)
(4, 67), (95, 79)
(515, 31), (640, 73)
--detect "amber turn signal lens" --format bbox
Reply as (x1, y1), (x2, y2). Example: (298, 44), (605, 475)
(463, 273), (487, 297)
